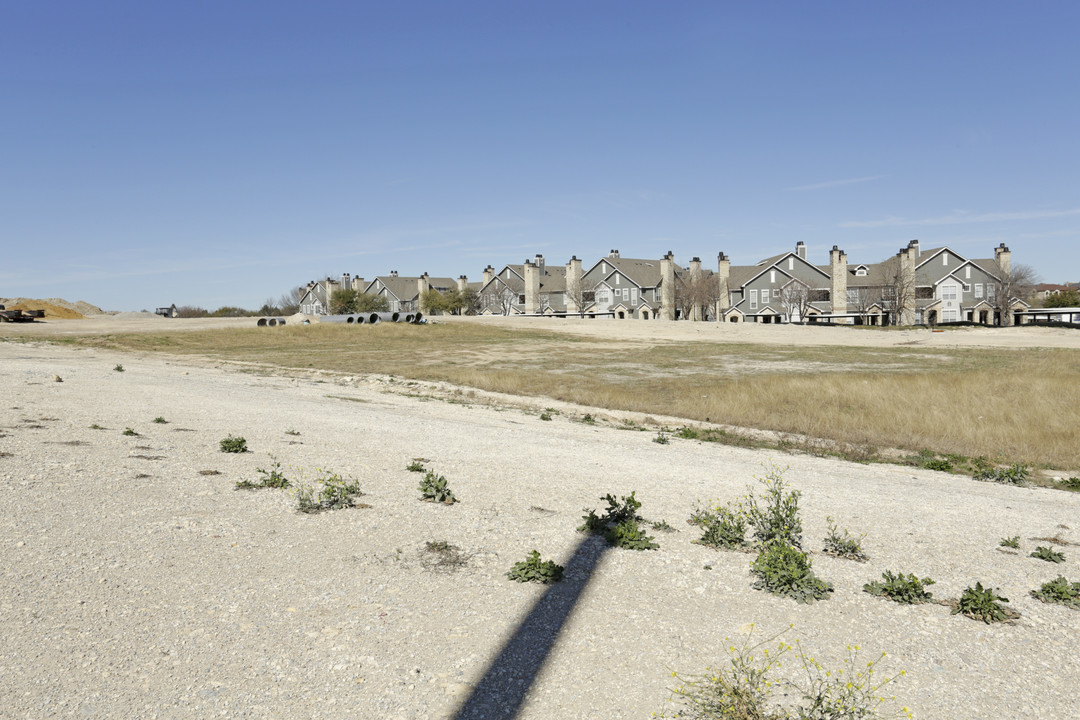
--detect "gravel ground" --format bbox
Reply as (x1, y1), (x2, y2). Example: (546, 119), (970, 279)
(1, 342), (1079, 719)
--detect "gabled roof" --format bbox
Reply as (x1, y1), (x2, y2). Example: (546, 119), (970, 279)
(583, 256), (683, 289)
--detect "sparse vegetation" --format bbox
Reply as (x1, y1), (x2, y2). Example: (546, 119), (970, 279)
(1031, 546), (1066, 563)
(579, 491), (658, 550)
(236, 457), (290, 490)
(821, 517), (869, 562)
(580, 414), (595, 425)
(691, 501), (749, 551)
(974, 464), (1029, 485)
(295, 470), (366, 513)
(122, 427), (138, 436)
(653, 431), (669, 445)
(952, 582), (1015, 623)
(750, 541), (833, 604)
(1060, 477), (1080, 492)
(89, 423), (105, 430)
(539, 412), (552, 421)
(152, 417), (167, 424)
(406, 460), (426, 472)
(1000, 535), (1020, 549)
(506, 550), (564, 584)
(284, 428), (300, 436)
(744, 465), (803, 549)
(419, 470), (457, 504)
(863, 571), (935, 604)
(651, 519), (677, 533)
(1030, 576), (1080, 609)
(420, 540), (470, 573)
(219, 435), (248, 453)
(113, 364), (124, 372)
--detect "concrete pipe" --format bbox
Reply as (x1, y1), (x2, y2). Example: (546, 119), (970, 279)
(403, 313), (414, 323)
(346, 316), (355, 324)
(412, 312), (424, 324)
(354, 315), (365, 325)
(257, 318), (268, 327)
(375, 312), (399, 323)
(319, 314), (353, 324)
(366, 313), (380, 324)
(277, 319), (286, 326)
(267, 318), (278, 327)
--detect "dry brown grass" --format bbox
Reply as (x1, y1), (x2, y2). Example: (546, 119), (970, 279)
(43, 322), (1080, 470)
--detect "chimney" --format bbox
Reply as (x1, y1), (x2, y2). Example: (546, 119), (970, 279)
(565, 256), (583, 315)
(417, 272), (430, 301)
(482, 265), (494, 285)
(609, 249), (620, 259)
(457, 275), (468, 292)
(533, 254), (545, 274)
(908, 239), (920, 259)
(660, 252), (675, 320)
(994, 243), (1011, 275)
(717, 252), (731, 317)
(523, 260), (540, 314)
(353, 276), (365, 291)
(689, 257), (703, 321)
(830, 245), (848, 318)
(795, 241), (806, 259)
(390, 270), (398, 278)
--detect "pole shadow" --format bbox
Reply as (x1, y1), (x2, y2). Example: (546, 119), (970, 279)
(451, 535), (610, 720)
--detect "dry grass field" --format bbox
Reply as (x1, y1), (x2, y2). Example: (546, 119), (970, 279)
(21, 319), (1080, 472)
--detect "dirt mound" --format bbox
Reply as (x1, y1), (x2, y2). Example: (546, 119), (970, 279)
(5, 300), (85, 319)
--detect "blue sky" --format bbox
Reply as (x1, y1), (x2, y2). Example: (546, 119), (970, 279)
(3, 1), (1078, 311)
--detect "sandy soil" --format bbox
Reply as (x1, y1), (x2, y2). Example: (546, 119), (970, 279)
(4, 312), (1079, 351)
(1, 341), (1078, 719)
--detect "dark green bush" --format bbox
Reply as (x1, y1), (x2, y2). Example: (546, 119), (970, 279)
(750, 542), (832, 604)
(1030, 576), (1080, 609)
(863, 571), (935, 604)
(507, 550), (564, 584)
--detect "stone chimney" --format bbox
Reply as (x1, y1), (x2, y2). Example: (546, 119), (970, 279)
(689, 257), (703, 321)
(533, 254), (545, 274)
(660, 251), (675, 320)
(830, 245), (848, 317)
(908, 239), (920, 259)
(482, 265), (494, 285)
(353, 276), (366, 291)
(390, 270), (398, 278)
(795, 241), (806, 259)
(565, 255), (583, 315)
(417, 272), (430, 301)
(994, 243), (1011, 274)
(898, 248), (917, 326)
(523, 260), (540, 314)
(717, 252), (731, 317)
(609, 249), (620, 259)
(457, 275), (468, 292)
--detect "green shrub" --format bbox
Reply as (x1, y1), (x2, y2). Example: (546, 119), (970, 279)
(999, 535), (1020, 549)
(419, 470), (457, 504)
(692, 502), (749, 551)
(651, 519), (677, 533)
(296, 470), (365, 513)
(750, 542), (832, 604)
(152, 417), (167, 424)
(1030, 576), (1080, 609)
(922, 457), (952, 472)
(89, 424), (105, 430)
(973, 464), (1029, 485)
(113, 364), (124, 372)
(580, 414), (595, 425)
(219, 435), (248, 453)
(539, 412), (552, 421)
(674, 426), (699, 440)
(821, 517), (868, 562)
(506, 550), (564, 584)
(653, 432), (669, 445)
(744, 465), (803, 549)
(863, 571), (935, 604)
(236, 457), (290, 490)
(405, 460), (426, 472)
(122, 427), (139, 437)
(1060, 477), (1080, 492)
(952, 582), (1013, 623)
(579, 491), (658, 550)
(1031, 545), (1066, 563)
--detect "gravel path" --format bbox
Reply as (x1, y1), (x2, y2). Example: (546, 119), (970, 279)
(1, 342), (1078, 719)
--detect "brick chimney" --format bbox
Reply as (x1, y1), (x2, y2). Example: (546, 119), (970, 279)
(830, 245), (848, 318)
(717, 252), (731, 317)
(565, 256), (583, 315)
(660, 251), (675, 320)
(994, 243), (1011, 275)
(523, 260), (540, 314)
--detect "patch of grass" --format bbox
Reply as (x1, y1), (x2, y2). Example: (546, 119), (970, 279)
(539, 412), (552, 421)
(419, 470), (457, 504)
(952, 582), (1016, 623)
(580, 413), (595, 425)
(420, 540), (470, 573)
(863, 571), (935, 604)
(506, 550), (564, 584)
(999, 535), (1020, 549)
(579, 491), (658, 550)
(219, 435), (248, 453)
(1030, 576), (1080, 610)
(113, 364), (124, 372)
(89, 423), (105, 430)
(1031, 545), (1066, 563)
(152, 417), (167, 424)
(750, 541), (833, 604)
(405, 460), (426, 472)
(691, 501), (749, 551)
(236, 457), (290, 490)
(295, 470), (366, 513)
(652, 431), (669, 445)
(821, 517), (869, 562)
(122, 427), (139, 437)
(974, 464), (1029, 485)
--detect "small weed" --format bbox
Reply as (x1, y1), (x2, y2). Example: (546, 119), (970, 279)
(152, 417), (167, 424)
(922, 457), (953, 472)
(974, 464), (1029, 485)
(419, 470), (457, 504)
(421, 540), (470, 573)
(821, 517), (869, 562)
(406, 460), (426, 472)
(122, 428), (139, 437)
(113, 364), (124, 372)
(744, 464), (802, 549)
(579, 491), (658, 550)
(506, 550), (564, 584)
(539, 412), (552, 421)
(1060, 477), (1080, 492)
(952, 582), (1016, 623)
(197, 470), (221, 476)
(1030, 576), (1080, 609)
(296, 470), (365, 513)
(581, 414), (595, 425)
(284, 429), (300, 436)
(691, 501), (749, 551)
(652, 432), (669, 445)
(219, 435), (248, 453)
(89, 424), (105, 430)
(1031, 545), (1066, 563)
(863, 571), (935, 604)
(674, 426), (699, 440)
(999, 535), (1020, 549)
(750, 542), (832, 603)
(237, 457), (290, 490)
(651, 519), (677, 533)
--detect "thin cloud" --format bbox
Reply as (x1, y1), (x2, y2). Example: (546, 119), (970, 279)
(788, 175), (888, 192)
(841, 207), (1080, 228)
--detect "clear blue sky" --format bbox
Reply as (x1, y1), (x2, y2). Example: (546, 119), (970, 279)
(3, 1), (1078, 311)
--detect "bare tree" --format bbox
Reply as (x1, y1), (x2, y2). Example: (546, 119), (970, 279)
(991, 263), (1038, 326)
(564, 275), (596, 317)
(848, 286), (882, 324)
(880, 255), (915, 325)
(277, 286), (305, 315)
(675, 272), (720, 321)
(480, 281), (518, 315)
(779, 280), (812, 323)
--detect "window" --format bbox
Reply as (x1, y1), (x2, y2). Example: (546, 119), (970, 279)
(582, 291), (595, 302)
(942, 284), (957, 301)
(788, 258), (794, 270)
(847, 289), (860, 304)
(615, 274), (621, 285)
(965, 267), (971, 279)
(855, 266), (868, 276)
(749, 289), (758, 308)
(622, 287), (629, 300)
(770, 270), (776, 283)
(773, 289), (780, 299)
(942, 254), (948, 266)
(962, 284), (971, 293)
(975, 284), (983, 299)
(943, 309), (958, 322)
